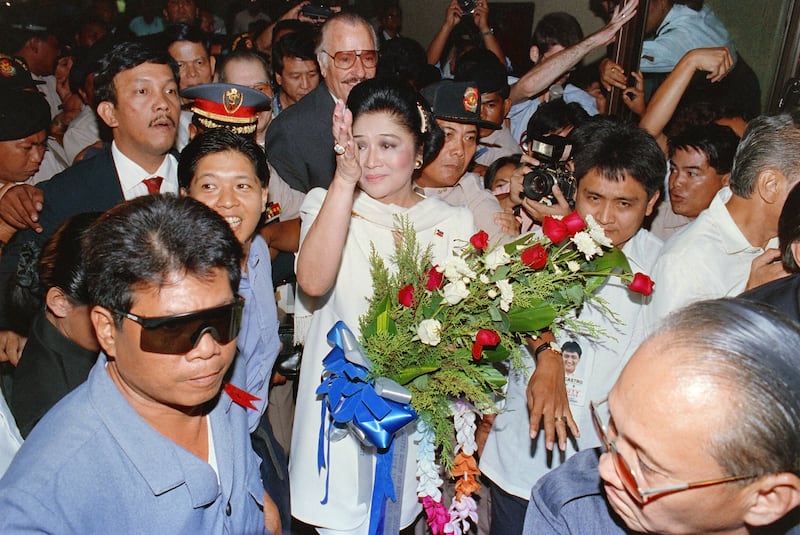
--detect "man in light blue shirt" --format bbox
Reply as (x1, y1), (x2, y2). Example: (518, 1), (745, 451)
(0, 195), (276, 534)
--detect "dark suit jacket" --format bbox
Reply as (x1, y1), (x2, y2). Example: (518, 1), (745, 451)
(739, 273), (800, 323)
(264, 83), (336, 193)
(0, 146), (123, 331)
(11, 312), (98, 437)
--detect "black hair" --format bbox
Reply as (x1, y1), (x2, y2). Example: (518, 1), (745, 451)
(376, 37), (436, 91)
(525, 99), (590, 142)
(161, 23), (210, 51)
(779, 182), (800, 272)
(532, 12), (584, 54)
(453, 48), (510, 99)
(8, 213), (101, 332)
(94, 40), (179, 105)
(561, 340), (582, 356)
(270, 19), (312, 45)
(347, 78), (444, 164)
(83, 194), (243, 324)
(179, 128), (269, 189)
(668, 123), (739, 175)
(571, 117), (665, 198)
(484, 154), (521, 190)
(272, 29), (318, 79)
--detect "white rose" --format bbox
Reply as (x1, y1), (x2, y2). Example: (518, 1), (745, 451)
(417, 319), (442, 346)
(443, 280), (470, 305)
(483, 247), (511, 270)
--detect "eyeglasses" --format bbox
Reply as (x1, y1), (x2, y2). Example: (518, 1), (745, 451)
(322, 49), (378, 69)
(115, 296), (245, 354)
(590, 399), (756, 504)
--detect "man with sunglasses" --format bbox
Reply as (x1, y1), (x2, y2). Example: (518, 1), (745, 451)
(0, 195), (277, 533)
(524, 298), (800, 534)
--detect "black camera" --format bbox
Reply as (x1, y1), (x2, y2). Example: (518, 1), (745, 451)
(522, 134), (576, 203)
(301, 3), (335, 22)
(458, 0), (477, 14)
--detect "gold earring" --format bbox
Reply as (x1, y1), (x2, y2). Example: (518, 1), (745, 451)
(415, 160), (422, 169)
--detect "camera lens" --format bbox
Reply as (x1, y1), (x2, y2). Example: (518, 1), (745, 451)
(522, 170), (555, 201)
(459, 0), (477, 13)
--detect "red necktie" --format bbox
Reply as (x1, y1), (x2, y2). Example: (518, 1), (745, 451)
(143, 176), (163, 194)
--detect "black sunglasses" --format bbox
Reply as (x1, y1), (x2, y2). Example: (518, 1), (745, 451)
(114, 296), (245, 354)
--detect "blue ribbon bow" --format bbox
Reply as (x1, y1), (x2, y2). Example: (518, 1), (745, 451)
(316, 321), (418, 535)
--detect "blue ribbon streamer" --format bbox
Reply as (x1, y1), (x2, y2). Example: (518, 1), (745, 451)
(316, 321), (418, 535)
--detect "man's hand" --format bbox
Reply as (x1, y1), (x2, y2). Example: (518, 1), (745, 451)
(622, 71), (646, 116)
(600, 58), (628, 92)
(685, 47), (734, 83)
(746, 248), (790, 290)
(590, 0), (638, 46)
(526, 338), (578, 451)
(444, 0), (463, 29)
(472, 0), (490, 33)
(0, 331), (26, 366)
(0, 185), (44, 232)
(519, 184), (571, 223)
(263, 491), (281, 535)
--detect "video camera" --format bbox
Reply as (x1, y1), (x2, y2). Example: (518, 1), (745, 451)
(521, 134), (576, 204)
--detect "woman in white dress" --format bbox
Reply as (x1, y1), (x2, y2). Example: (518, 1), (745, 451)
(290, 79), (476, 534)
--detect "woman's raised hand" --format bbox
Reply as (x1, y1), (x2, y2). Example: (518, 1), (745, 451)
(332, 100), (361, 186)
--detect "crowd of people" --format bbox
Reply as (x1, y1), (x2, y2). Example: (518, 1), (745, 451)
(0, 0), (798, 534)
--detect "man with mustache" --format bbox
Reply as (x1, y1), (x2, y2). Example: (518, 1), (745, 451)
(261, 12), (377, 308)
(265, 12), (377, 198)
(0, 40), (180, 362)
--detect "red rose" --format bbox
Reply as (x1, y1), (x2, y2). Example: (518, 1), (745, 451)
(426, 265), (444, 291)
(629, 273), (655, 296)
(398, 284), (415, 307)
(542, 216), (568, 243)
(470, 230), (490, 251)
(521, 244), (548, 270)
(472, 329), (501, 360)
(562, 210), (586, 236)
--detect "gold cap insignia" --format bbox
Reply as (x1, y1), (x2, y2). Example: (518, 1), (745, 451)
(223, 87), (243, 114)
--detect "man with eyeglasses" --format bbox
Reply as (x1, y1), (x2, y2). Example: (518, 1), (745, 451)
(265, 12), (377, 197)
(481, 118), (664, 534)
(524, 298), (800, 534)
(0, 195), (276, 533)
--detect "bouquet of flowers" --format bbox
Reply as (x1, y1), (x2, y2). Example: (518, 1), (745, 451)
(356, 210), (653, 534)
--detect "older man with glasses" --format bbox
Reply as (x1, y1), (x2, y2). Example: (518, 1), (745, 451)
(261, 13), (378, 332)
(523, 298), (800, 534)
(265, 12), (377, 198)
